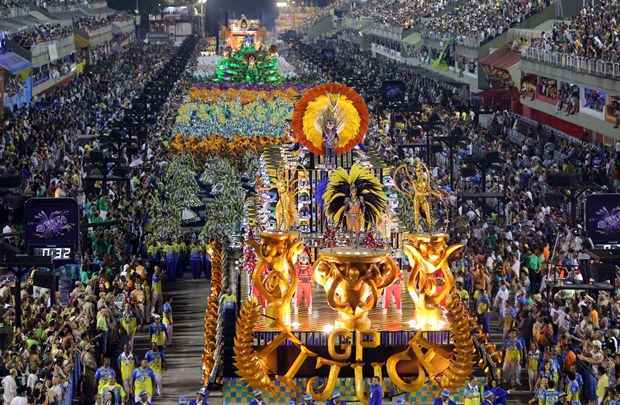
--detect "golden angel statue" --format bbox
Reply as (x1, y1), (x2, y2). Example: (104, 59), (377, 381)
(393, 160), (445, 233)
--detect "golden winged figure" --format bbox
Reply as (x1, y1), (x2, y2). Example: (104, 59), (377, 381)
(393, 160), (445, 233)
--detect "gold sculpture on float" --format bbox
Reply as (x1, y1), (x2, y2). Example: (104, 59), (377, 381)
(232, 153), (482, 403)
(402, 233), (463, 330)
(249, 231), (303, 325)
(393, 161), (446, 233)
(313, 248), (398, 331)
(272, 169), (299, 232)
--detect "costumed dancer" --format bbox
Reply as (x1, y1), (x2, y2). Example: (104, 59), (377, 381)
(482, 391), (495, 405)
(145, 343), (165, 396)
(476, 289), (491, 333)
(99, 380), (126, 405)
(251, 266), (268, 308)
(464, 381), (482, 405)
(503, 329), (523, 387)
(120, 303), (138, 352)
(382, 267), (402, 314)
(326, 391), (342, 405)
(294, 252), (313, 314)
(489, 380), (509, 405)
(148, 314), (167, 353)
(319, 94), (341, 169)
(369, 376), (384, 405)
(135, 390), (153, 405)
(527, 342), (541, 391)
(190, 241), (204, 279)
(95, 358), (116, 394)
(434, 390), (457, 405)
(164, 241), (176, 283)
(323, 164), (386, 249)
(163, 300), (174, 346)
(177, 239), (187, 279)
(188, 387), (209, 405)
(151, 266), (163, 314)
(131, 359), (156, 404)
(118, 344), (136, 397)
(249, 390), (267, 405)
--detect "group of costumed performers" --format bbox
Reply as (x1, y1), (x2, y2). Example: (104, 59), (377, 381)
(147, 240), (212, 281)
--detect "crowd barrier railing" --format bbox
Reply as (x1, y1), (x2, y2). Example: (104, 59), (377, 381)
(522, 47), (620, 80)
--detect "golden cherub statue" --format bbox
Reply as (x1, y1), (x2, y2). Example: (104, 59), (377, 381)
(393, 160), (445, 233)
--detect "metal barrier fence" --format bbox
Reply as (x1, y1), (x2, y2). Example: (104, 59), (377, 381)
(522, 47), (620, 80)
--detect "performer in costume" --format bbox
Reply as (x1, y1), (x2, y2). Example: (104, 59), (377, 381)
(527, 342), (541, 391)
(188, 387), (209, 405)
(131, 359), (156, 403)
(294, 252), (313, 313)
(120, 304), (138, 352)
(118, 344), (136, 396)
(476, 290), (491, 333)
(503, 329), (523, 387)
(324, 164), (387, 245)
(135, 390), (152, 405)
(321, 104), (340, 169)
(95, 358), (116, 394)
(151, 266), (163, 314)
(464, 381), (482, 405)
(369, 376), (383, 405)
(249, 390), (266, 405)
(344, 184), (365, 245)
(434, 390), (457, 405)
(382, 268), (401, 314)
(482, 391), (495, 405)
(326, 391), (342, 405)
(98, 379), (126, 405)
(190, 241), (204, 279)
(148, 314), (167, 350)
(164, 241), (176, 282)
(145, 343), (165, 396)
(163, 301), (174, 346)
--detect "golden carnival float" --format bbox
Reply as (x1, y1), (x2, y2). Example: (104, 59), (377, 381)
(197, 82), (501, 403)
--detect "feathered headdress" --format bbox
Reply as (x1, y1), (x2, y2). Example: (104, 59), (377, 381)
(323, 164), (386, 230)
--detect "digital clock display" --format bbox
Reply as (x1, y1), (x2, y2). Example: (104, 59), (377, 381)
(33, 247), (73, 260)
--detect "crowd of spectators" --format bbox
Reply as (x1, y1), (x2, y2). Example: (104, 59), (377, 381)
(351, 0), (451, 30)
(287, 36), (620, 403)
(346, 0), (551, 44)
(8, 24), (73, 49)
(73, 16), (112, 33)
(421, 0), (552, 44)
(529, 0), (620, 63)
(0, 36), (202, 404)
(3, 75), (24, 98)
(0, 0), (102, 16)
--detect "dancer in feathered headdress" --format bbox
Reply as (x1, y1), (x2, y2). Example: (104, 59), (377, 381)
(323, 164), (386, 245)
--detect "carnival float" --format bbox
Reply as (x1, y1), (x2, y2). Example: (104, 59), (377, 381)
(164, 35), (501, 404)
